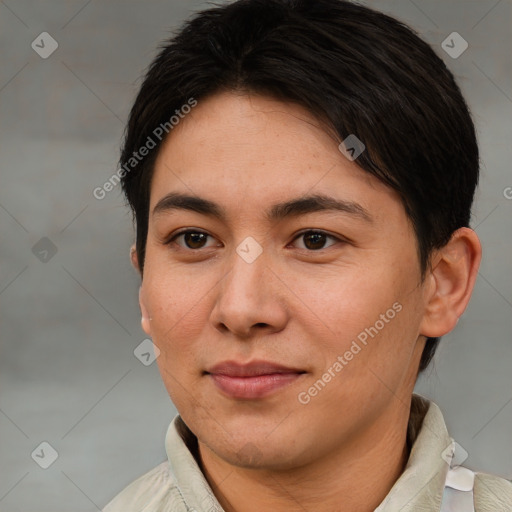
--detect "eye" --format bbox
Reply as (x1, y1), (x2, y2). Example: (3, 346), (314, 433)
(166, 229), (218, 250)
(166, 229), (344, 252)
(291, 230), (341, 251)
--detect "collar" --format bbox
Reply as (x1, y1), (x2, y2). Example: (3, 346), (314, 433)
(165, 394), (452, 512)
(375, 394), (452, 511)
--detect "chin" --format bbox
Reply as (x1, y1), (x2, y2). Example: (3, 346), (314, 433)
(202, 432), (307, 471)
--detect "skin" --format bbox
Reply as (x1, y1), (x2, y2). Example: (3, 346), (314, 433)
(130, 91), (481, 512)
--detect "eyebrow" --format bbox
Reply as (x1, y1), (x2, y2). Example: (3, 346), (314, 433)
(152, 192), (373, 223)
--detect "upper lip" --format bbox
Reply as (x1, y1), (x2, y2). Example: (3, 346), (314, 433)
(206, 360), (305, 377)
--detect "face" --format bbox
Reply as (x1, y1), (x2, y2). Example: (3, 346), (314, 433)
(138, 91), (430, 470)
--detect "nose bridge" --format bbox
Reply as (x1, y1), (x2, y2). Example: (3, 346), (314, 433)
(223, 236), (268, 304)
(211, 235), (287, 335)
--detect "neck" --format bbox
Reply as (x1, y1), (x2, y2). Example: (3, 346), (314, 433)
(197, 400), (412, 512)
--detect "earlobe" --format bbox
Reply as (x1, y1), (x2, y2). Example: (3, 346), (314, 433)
(420, 227), (481, 338)
(139, 286), (152, 335)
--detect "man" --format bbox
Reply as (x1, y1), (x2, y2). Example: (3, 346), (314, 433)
(103, 0), (512, 510)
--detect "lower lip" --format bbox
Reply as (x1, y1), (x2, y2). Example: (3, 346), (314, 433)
(209, 373), (304, 399)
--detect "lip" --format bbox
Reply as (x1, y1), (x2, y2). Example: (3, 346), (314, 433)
(206, 360), (306, 399)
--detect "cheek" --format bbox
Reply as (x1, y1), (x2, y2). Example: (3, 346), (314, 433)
(143, 255), (208, 332)
(299, 264), (421, 375)
(141, 269), (206, 374)
(147, 285), (205, 408)
(290, 267), (398, 341)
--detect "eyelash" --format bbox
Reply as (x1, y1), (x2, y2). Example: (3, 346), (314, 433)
(165, 229), (345, 252)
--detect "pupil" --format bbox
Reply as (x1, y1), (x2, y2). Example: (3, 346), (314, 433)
(185, 232), (206, 249)
(305, 232), (325, 250)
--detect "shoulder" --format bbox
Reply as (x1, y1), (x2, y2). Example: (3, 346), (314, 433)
(473, 471), (512, 511)
(102, 461), (189, 512)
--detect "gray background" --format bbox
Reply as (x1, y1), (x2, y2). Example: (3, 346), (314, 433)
(0, 1), (511, 510)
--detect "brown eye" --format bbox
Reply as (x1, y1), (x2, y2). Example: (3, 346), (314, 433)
(167, 230), (216, 250)
(292, 230), (339, 251)
(182, 232), (208, 249)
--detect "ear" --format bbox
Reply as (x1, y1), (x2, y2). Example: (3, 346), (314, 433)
(130, 244), (140, 274)
(420, 227), (482, 338)
(130, 244), (151, 334)
(139, 286), (152, 335)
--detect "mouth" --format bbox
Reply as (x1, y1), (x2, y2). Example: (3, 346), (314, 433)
(205, 360), (307, 399)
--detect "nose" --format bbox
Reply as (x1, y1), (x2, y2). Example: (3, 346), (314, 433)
(209, 243), (289, 339)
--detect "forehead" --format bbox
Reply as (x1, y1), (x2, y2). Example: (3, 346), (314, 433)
(149, 92), (402, 224)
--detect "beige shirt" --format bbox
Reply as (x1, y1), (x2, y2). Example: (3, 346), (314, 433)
(103, 394), (512, 511)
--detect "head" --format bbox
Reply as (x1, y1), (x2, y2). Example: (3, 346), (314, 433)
(121, 0), (481, 470)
